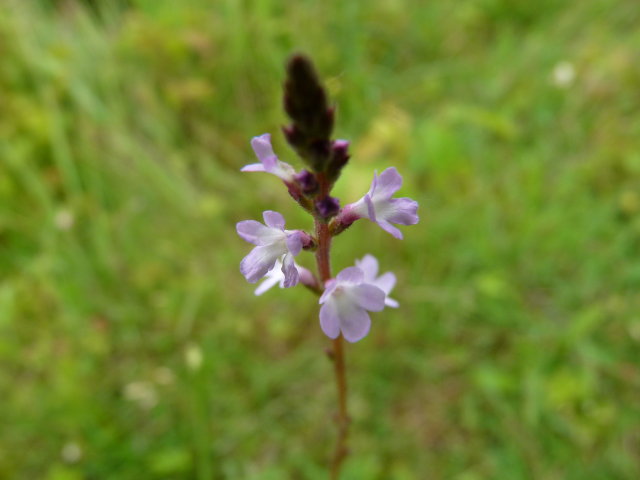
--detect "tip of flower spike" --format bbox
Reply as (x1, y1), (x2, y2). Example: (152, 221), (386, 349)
(283, 54), (334, 172)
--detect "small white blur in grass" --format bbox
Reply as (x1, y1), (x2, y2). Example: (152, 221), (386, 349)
(185, 343), (203, 371)
(54, 209), (75, 231)
(123, 381), (158, 410)
(551, 61), (576, 88)
(61, 442), (82, 464)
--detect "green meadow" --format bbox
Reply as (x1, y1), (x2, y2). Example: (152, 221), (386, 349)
(1, 0), (639, 478)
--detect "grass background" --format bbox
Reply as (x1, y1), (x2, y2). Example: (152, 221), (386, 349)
(1, 0), (640, 478)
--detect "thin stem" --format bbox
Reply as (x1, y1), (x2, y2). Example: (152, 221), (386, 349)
(314, 174), (350, 479)
(330, 336), (349, 478)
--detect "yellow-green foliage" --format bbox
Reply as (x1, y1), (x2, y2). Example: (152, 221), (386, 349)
(1, 0), (639, 478)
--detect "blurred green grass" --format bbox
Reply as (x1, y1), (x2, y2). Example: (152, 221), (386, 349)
(1, 0), (640, 478)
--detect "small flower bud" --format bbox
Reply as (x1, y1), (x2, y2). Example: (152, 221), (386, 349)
(329, 208), (359, 236)
(282, 124), (305, 150)
(315, 196), (340, 220)
(299, 231), (317, 250)
(327, 139), (350, 180)
(294, 169), (319, 195)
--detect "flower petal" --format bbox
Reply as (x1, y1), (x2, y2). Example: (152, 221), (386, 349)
(240, 163), (266, 172)
(254, 268), (283, 296)
(236, 220), (282, 245)
(351, 284), (385, 312)
(285, 231), (303, 256)
(251, 134), (276, 162)
(355, 254), (379, 280)
(297, 264), (317, 290)
(377, 219), (403, 239)
(339, 304), (372, 343)
(385, 297), (400, 308)
(371, 167), (403, 200)
(364, 194), (377, 222)
(336, 266), (364, 285)
(240, 245), (281, 283)
(386, 198), (419, 225)
(319, 279), (338, 304)
(263, 211), (285, 229)
(373, 272), (396, 295)
(271, 162), (296, 181)
(319, 300), (341, 339)
(281, 253), (299, 288)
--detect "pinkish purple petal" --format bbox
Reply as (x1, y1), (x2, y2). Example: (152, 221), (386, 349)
(285, 231), (303, 256)
(364, 194), (376, 222)
(319, 301), (341, 339)
(387, 198), (419, 225)
(251, 134), (276, 162)
(371, 167), (403, 199)
(240, 245), (280, 283)
(374, 272), (397, 294)
(263, 210), (285, 229)
(236, 220), (279, 245)
(281, 253), (299, 287)
(356, 254), (379, 280)
(319, 279), (338, 304)
(377, 219), (403, 239)
(351, 284), (385, 312)
(385, 297), (399, 308)
(240, 163), (266, 172)
(339, 305), (372, 343)
(298, 265), (317, 290)
(336, 266), (364, 285)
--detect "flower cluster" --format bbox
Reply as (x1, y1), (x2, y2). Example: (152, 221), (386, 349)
(236, 55), (418, 342)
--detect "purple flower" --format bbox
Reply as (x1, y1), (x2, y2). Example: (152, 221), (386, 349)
(241, 134), (296, 182)
(254, 259), (316, 296)
(355, 254), (399, 308)
(318, 267), (386, 342)
(341, 167), (418, 239)
(237, 211), (307, 286)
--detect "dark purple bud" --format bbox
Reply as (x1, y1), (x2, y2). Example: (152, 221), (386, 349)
(326, 139), (351, 181)
(294, 169), (319, 195)
(284, 55), (331, 136)
(282, 125), (305, 149)
(308, 139), (331, 171)
(282, 54), (335, 171)
(332, 139), (349, 159)
(315, 196), (340, 220)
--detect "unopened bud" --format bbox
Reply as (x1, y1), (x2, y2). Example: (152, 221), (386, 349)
(327, 139), (350, 180)
(294, 169), (319, 195)
(315, 196), (340, 220)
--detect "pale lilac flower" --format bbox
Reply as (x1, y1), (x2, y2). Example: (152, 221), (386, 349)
(319, 267), (386, 342)
(254, 259), (315, 296)
(355, 254), (399, 308)
(237, 211), (306, 286)
(340, 167), (418, 239)
(241, 133), (296, 182)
